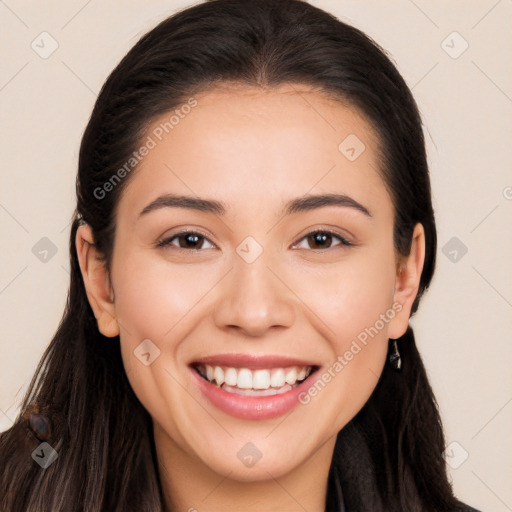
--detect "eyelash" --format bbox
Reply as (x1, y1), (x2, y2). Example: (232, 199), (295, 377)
(156, 229), (353, 252)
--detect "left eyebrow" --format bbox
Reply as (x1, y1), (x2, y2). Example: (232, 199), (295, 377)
(137, 192), (372, 220)
(281, 193), (372, 218)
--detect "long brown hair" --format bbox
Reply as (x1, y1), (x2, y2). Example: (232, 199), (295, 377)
(0, 1), (473, 510)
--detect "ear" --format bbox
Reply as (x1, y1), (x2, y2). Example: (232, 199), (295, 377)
(387, 223), (426, 339)
(75, 223), (120, 338)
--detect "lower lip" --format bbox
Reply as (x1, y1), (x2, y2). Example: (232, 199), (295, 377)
(190, 366), (317, 420)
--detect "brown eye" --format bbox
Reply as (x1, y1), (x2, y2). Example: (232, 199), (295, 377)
(294, 230), (352, 250)
(308, 231), (333, 249)
(177, 233), (203, 249)
(157, 231), (216, 250)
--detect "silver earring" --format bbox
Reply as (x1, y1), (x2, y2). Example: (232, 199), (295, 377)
(389, 339), (402, 371)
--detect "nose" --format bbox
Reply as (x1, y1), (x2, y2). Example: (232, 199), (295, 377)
(212, 252), (296, 337)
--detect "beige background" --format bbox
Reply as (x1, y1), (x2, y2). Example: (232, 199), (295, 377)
(1, 1), (511, 510)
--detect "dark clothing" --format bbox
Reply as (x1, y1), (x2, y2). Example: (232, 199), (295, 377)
(328, 469), (482, 511)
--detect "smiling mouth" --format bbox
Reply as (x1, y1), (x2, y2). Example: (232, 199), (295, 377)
(192, 363), (319, 397)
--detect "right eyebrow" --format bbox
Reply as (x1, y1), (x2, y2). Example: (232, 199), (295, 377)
(138, 194), (227, 218)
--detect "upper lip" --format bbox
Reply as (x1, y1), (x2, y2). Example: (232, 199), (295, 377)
(190, 353), (319, 369)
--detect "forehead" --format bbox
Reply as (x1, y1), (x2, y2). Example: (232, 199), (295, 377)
(117, 83), (391, 221)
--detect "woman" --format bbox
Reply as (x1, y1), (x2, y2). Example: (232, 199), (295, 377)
(0, 0), (481, 510)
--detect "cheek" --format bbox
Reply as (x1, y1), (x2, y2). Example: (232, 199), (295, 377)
(295, 249), (396, 426)
(288, 247), (397, 348)
(110, 251), (215, 433)
(112, 250), (220, 342)
(110, 250), (221, 392)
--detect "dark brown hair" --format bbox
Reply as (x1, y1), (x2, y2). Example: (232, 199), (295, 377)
(0, 1), (474, 510)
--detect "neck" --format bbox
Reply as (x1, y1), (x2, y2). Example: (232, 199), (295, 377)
(153, 421), (337, 512)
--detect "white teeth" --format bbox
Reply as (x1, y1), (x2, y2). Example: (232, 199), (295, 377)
(252, 369), (271, 390)
(222, 383), (292, 397)
(213, 366), (224, 386)
(270, 368), (285, 388)
(237, 368), (253, 389)
(198, 364), (313, 390)
(284, 367), (297, 385)
(224, 367), (238, 386)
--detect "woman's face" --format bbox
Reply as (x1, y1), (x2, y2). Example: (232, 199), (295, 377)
(86, 83), (422, 481)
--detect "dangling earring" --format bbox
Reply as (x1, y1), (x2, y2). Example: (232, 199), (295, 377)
(389, 339), (402, 371)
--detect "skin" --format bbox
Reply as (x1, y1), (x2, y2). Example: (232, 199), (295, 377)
(76, 83), (425, 512)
